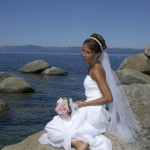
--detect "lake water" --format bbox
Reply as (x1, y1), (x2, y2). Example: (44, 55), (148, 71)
(0, 52), (130, 149)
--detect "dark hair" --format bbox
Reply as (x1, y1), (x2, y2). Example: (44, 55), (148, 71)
(83, 33), (107, 53)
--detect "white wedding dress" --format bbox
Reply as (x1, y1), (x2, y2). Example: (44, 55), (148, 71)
(39, 75), (112, 150)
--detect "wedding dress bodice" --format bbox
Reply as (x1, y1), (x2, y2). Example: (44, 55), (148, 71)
(84, 75), (103, 101)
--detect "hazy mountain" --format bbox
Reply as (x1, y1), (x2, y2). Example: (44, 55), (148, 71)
(0, 45), (144, 54)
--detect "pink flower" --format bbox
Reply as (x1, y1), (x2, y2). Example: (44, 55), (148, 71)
(55, 97), (78, 119)
(55, 97), (72, 119)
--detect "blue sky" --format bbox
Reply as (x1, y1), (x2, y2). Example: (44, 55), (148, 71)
(0, 0), (150, 48)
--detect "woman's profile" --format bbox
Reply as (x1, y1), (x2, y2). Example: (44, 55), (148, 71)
(39, 33), (139, 150)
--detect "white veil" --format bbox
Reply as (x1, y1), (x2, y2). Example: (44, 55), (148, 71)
(100, 51), (140, 143)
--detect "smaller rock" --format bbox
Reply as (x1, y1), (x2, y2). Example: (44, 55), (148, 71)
(18, 60), (49, 74)
(41, 67), (68, 76)
(0, 72), (16, 82)
(0, 77), (35, 93)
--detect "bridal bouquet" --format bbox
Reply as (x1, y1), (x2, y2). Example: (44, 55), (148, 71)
(55, 97), (77, 119)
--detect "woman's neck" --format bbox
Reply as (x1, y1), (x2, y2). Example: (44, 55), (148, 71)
(89, 60), (99, 69)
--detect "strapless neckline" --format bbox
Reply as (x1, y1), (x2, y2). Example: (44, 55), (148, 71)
(86, 74), (95, 81)
(84, 74), (103, 101)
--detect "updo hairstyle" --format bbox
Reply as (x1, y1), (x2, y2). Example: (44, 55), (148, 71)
(83, 33), (107, 53)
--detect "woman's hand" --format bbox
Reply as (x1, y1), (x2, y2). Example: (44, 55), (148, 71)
(76, 101), (85, 108)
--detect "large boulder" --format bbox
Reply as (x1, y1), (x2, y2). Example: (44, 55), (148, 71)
(18, 60), (50, 74)
(0, 72), (16, 82)
(118, 53), (150, 74)
(0, 99), (9, 115)
(116, 69), (150, 84)
(1, 131), (63, 150)
(122, 83), (150, 150)
(123, 84), (150, 129)
(0, 77), (35, 93)
(144, 45), (150, 58)
(41, 67), (68, 76)
(2, 83), (150, 150)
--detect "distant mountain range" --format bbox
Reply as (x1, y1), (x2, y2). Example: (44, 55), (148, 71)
(0, 45), (144, 54)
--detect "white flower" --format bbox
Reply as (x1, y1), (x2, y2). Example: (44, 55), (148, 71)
(57, 97), (63, 104)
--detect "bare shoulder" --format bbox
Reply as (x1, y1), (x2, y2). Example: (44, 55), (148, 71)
(92, 63), (106, 82)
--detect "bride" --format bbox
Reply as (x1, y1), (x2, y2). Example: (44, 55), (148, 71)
(39, 33), (139, 150)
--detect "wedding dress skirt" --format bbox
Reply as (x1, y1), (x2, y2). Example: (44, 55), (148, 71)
(39, 75), (112, 150)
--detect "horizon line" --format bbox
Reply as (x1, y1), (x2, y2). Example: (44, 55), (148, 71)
(0, 44), (144, 50)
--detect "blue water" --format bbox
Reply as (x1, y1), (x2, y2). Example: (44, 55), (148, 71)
(0, 52), (130, 149)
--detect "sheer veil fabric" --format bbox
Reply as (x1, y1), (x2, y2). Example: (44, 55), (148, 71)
(100, 52), (140, 143)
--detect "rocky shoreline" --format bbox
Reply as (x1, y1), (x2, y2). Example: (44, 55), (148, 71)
(0, 60), (68, 116)
(1, 46), (150, 150)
